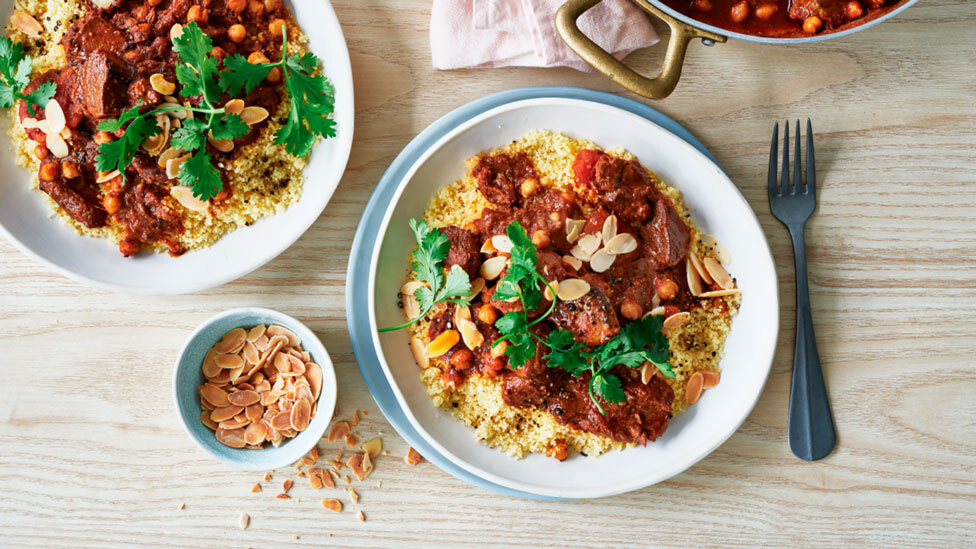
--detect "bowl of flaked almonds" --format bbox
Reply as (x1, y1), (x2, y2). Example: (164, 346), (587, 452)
(174, 307), (337, 470)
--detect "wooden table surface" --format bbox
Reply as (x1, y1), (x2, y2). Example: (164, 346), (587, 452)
(2, 0), (974, 547)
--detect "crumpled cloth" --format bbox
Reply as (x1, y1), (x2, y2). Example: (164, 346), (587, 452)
(430, 0), (659, 72)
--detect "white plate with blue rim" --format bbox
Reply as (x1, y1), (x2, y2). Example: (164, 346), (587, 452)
(350, 87), (779, 499)
(0, 0), (353, 294)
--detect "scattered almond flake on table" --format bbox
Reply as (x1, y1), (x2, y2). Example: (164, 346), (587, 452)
(343, 476), (350, 484)
(238, 513), (250, 530)
(345, 433), (358, 446)
(178, 503), (185, 510)
(348, 488), (360, 504)
(351, 410), (360, 427)
(405, 447), (423, 466)
(321, 499), (342, 512)
(250, 483), (262, 493)
(276, 493), (290, 499)
(282, 479), (293, 493)
(263, 472), (272, 482)
(328, 421), (351, 443)
(377, 481), (382, 488)
(357, 511), (366, 522)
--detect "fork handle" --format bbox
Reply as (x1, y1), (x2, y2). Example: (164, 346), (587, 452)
(786, 225), (836, 461)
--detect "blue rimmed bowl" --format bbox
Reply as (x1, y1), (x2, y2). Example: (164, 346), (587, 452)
(173, 307), (337, 470)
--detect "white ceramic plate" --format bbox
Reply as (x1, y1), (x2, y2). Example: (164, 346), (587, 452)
(0, 0), (353, 294)
(368, 98), (779, 499)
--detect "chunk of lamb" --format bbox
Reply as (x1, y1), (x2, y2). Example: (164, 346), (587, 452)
(64, 15), (126, 55)
(640, 198), (691, 269)
(550, 274), (620, 347)
(590, 152), (657, 225)
(38, 179), (107, 229)
(441, 226), (481, 278)
(471, 152), (539, 207)
(78, 52), (130, 118)
(789, 0), (860, 27)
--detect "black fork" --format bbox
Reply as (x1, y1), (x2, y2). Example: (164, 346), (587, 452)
(768, 120), (836, 461)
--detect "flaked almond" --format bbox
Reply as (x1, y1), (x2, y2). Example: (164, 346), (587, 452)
(216, 427), (246, 448)
(562, 255), (582, 270)
(458, 318), (484, 351)
(242, 341), (260, 365)
(362, 437), (382, 458)
(328, 421), (351, 443)
(215, 353), (244, 370)
(705, 234), (731, 264)
(605, 232), (637, 255)
(479, 256), (507, 280)
(467, 277), (486, 299)
(228, 390), (260, 407)
(698, 289), (741, 298)
(170, 23), (183, 42)
(211, 405), (244, 422)
(166, 154), (189, 179)
(309, 471), (323, 489)
(648, 306), (665, 316)
(95, 170), (121, 184)
(238, 513), (249, 530)
(480, 238), (496, 254)
(44, 99), (65, 134)
(589, 248), (615, 273)
(150, 73), (176, 95)
(347, 452), (373, 481)
(641, 362), (657, 384)
(349, 488), (360, 504)
(569, 244), (593, 262)
(424, 329), (459, 358)
(686, 257), (703, 297)
(250, 482), (262, 493)
(577, 233), (601, 256)
(246, 324), (266, 342)
(321, 499), (342, 512)
(59, 126), (71, 140)
(46, 131), (69, 158)
(556, 278), (590, 301)
(565, 218), (584, 244)
(207, 134), (234, 153)
(410, 336), (429, 369)
(602, 214), (618, 244)
(224, 99), (245, 115)
(490, 234), (513, 253)
(702, 370), (721, 389)
(215, 327), (247, 353)
(10, 11), (42, 37)
(686, 372), (704, 405)
(689, 251), (713, 284)
(453, 304), (472, 326)
(201, 383), (230, 407)
(266, 325), (301, 347)
(405, 447), (423, 466)
(200, 411), (218, 430)
(703, 257), (734, 290)
(21, 117), (37, 129)
(543, 280), (558, 302)
(157, 146), (184, 168)
(663, 311), (691, 330)
(240, 106), (269, 125)
(400, 280), (425, 320)
(305, 362), (323, 400)
(290, 398), (310, 431)
(244, 421), (268, 445)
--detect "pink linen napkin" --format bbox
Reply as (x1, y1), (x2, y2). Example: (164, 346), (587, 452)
(431, 0), (659, 72)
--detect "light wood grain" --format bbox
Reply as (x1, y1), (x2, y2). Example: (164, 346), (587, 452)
(1, 0), (974, 546)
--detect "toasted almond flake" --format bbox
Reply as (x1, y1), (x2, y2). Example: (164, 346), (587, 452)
(663, 311), (691, 330)
(36, 119), (50, 134)
(349, 488), (360, 504)
(59, 127), (71, 139)
(276, 493), (290, 499)
(228, 390), (260, 407)
(282, 479), (293, 493)
(208, 134), (234, 153)
(424, 329), (459, 358)
(178, 503), (185, 510)
(215, 354), (245, 370)
(702, 370), (721, 389)
(201, 383), (230, 407)
(641, 362), (657, 384)
(410, 336), (429, 369)
(362, 437), (382, 458)
(705, 234), (731, 264)
(242, 341), (260, 365)
(457, 318), (484, 351)
(21, 117), (37, 129)
(357, 510), (366, 522)
(250, 482), (262, 493)
(703, 257), (734, 290)
(686, 372), (705, 405)
(321, 499), (342, 512)
(46, 131), (69, 158)
(405, 447), (423, 466)
(271, 410), (292, 431)
(95, 170), (121, 184)
(556, 278), (590, 301)
(170, 23), (183, 42)
(565, 218), (585, 243)
(698, 289), (741, 298)
(569, 244), (593, 262)
(689, 252), (713, 284)
(10, 11), (42, 37)
(686, 257), (703, 297)
(166, 154), (189, 179)
(238, 512), (249, 529)
(224, 99), (245, 115)
(345, 433), (358, 446)
(216, 427), (246, 448)
(171, 182), (215, 213)
(246, 324), (266, 342)
(479, 256), (507, 280)
(347, 452), (373, 480)
(561, 255), (582, 271)
(240, 106), (269, 125)
(453, 304), (472, 325)
(157, 147), (183, 169)
(328, 421), (351, 443)
(44, 99), (65, 134)
(305, 362), (323, 400)
(605, 233), (637, 255)
(211, 405), (244, 422)
(601, 214), (618, 244)
(264, 472), (272, 482)
(290, 398), (311, 431)
(200, 411), (218, 430)
(577, 233), (601, 256)
(466, 277), (486, 300)
(216, 327), (247, 353)
(589, 248), (615, 273)
(267, 325), (301, 347)
(309, 472), (323, 489)
(400, 281), (425, 320)
(480, 239), (496, 254)
(149, 73), (176, 95)
(490, 234), (513, 253)
(543, 280), (558, 302)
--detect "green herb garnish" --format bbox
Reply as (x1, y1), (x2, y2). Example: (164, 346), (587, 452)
(95, 22), (335, 200)
(379, 219), (473, 332)
(0, 36), (56, 116)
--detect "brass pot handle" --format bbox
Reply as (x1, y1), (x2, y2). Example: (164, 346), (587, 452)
(556, 0), (727, 99)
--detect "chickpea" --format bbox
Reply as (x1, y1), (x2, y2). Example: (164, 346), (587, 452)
(62, 160), (80, 179)
(654, 276), (679, 301)
(755, 3), (778, 20)
(228, 24), (246, 43)
(545, 440), (569, 461)
(520, 177), (539, 197)
(478, 304), (499, 325)
(691, 0), (712, 12)
(450, 349), (474, 370)
(248, 51), (270, 64)
(802, 16), (823, 33)
(268, 18), (285, 37)
(266, 66), (283, 84)
(95, 131), (113, 144)
(38, 162), (60, 182)
(33, 144), (47, 161)
(226, 0), (247, 12)
(123, 50), (144, 64)
(663, 304), (681, 318)
(620, 299), (643, 320)
(845, 0), (864, 19)
(186, 5), (208, 24)
(485, 356), (506, 372)
(119, 238), (141, 257)
(147, 0), (164, 6)
(103, 194), (121, 214)
(264, 0), (282, 11)
(248, 0), (265, 18)
(531, 229), (550, 250)
(730, 0), (750, 23)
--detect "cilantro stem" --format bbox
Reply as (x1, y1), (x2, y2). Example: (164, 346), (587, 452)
(527, 272), (558, 328)
(378, 305), (431, 333)
(588, 370), (605, 415)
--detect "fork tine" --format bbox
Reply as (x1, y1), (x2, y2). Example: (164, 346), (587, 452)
(768, 121), (779, 197)
(793, 119), (802, 192)
(781, 120), (791, 194)
(806, 118), (816, 196)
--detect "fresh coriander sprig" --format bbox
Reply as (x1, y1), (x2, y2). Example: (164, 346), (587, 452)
(379, 219), (473, 333)
(0, 36), (56, 116)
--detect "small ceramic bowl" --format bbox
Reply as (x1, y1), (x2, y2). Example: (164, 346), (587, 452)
(173, 307), (337, 470)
